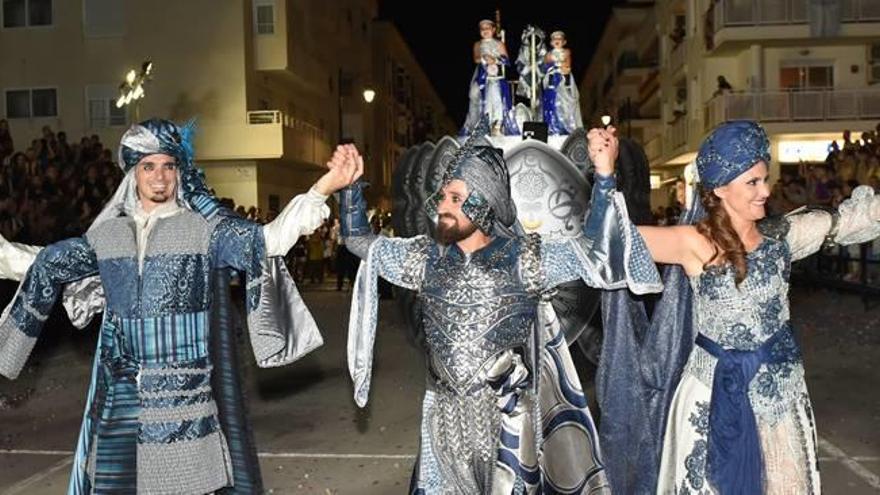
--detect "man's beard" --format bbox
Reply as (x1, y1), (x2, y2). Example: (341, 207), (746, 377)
(435, 214), (478, 245)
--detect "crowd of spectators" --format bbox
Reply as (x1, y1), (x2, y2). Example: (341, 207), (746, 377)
(0, 120), (275, 245)
(769, 125), (880, 215)
(0, 120), (123, 245)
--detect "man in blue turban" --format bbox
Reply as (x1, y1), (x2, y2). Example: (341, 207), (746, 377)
(0, 118), (357, 493)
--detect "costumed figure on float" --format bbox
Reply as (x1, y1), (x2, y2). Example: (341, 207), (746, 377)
(461, 19), (520, 137)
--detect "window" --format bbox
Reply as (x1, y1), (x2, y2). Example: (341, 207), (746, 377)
(31, 88), (56, 116)
(86, 85), (126, 128)
(3, 0), (52, 28)
(5, 90), (29, 118)
(255, 2), (274, 35)
(870, 42), (880, 84)
(4, 88), (57, 118)
(780, 64), (834, 90)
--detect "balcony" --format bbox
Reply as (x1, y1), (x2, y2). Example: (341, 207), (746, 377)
(669, 42), (687, 75)
(709, 0), (880, 51)
(704, 88), (880, 130)
(195, 111), (331, 166)
(666, 116), (689, 154)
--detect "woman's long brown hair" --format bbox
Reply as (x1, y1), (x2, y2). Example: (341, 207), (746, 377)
(694, 185), (748, 285)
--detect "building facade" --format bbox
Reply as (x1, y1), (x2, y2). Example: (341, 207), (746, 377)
(369, 20), (456, 208)
(581, 0), (880, 210)
(1, 0), (454, 215)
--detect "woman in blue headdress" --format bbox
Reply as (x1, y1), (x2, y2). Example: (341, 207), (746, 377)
(589, 122), (880, 494)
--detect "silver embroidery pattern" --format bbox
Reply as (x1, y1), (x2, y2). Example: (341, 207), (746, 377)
(684, 238), (806, 425)
(418, 238), (537, 492)
(420, 239), (537, 394)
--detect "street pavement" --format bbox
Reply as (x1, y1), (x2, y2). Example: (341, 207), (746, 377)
(0, 280), (878, 494)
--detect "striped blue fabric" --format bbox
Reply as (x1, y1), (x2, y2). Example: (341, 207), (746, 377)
(92, 321), (140, 493)
(118, 311), (209, 364)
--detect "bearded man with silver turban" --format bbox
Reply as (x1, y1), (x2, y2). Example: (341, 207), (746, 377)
(337, 118), (662, 494)
(0, 117), (359, 494)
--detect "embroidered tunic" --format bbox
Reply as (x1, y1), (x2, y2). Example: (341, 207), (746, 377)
(0, 196), (326, 494)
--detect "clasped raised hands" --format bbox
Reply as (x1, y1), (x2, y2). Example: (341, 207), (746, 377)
(587, 125), (619, 177)
(314, 144), (365, 196)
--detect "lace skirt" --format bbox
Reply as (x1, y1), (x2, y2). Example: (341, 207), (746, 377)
(657, 372), (821, 494)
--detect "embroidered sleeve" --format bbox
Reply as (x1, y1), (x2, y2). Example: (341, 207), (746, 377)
(541, 175), (661, 294)
(0, 237), (98, 379)
(786, 186), (880, 261)
(211, 215), (323, 367)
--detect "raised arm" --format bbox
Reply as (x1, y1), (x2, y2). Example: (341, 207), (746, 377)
(1, 237), (98, 379)
(541, 127), (662, 294)
(786, 185), (880, 261)
(337, 145), (430, 291)
(637, 224), (712, 276)
(261, 144), (368, 257)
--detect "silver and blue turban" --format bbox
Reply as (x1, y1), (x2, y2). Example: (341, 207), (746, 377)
(117, 118), (219, 219)
(89, 118), (219, 231)
(696, 120), (771, 189)
(427, 118), (517, 234)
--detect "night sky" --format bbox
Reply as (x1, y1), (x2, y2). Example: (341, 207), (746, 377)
(377, 1), (617, 126)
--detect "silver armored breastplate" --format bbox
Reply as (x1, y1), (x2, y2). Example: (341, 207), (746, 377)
(420, 238), (537, 395)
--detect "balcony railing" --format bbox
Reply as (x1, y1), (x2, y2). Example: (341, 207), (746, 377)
(669, 42), (687, 73)
(713, 0), (880, 29)
(704, 88), (880, 130)
(247, 110), (325, 138)
(666, 116), (689, 153)
(245, 110), (330, 164)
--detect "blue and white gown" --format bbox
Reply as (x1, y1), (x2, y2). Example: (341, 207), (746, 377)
(541, 48), (583, 136)
(658, 186), (880, 494)
(461, 38), (520, 137)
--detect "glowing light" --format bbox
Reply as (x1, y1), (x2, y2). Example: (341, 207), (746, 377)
(778, 140), (832, 163)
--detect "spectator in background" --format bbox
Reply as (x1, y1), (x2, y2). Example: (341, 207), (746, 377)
(712, 75), (733, 97)
(55, 131), (72, 164)
(306, 230), (325, 283)
(0, 119), (13, 163)
(808, 164), (835, 205)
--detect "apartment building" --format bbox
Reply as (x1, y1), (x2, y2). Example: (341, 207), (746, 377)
(582, 0), (880, 209)
(1, 0), (456, 213)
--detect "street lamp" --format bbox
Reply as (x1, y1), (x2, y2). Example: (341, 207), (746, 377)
(600, 114), (612, 127)
(362, 88), (376, 103)
(116, 59), (153, 122)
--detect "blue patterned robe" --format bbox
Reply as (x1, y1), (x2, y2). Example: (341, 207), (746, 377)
(0, 208), (322, 494)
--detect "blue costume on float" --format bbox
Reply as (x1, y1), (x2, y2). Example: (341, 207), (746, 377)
(541, 32), (583, 136)
(460, 20), (520, 137)
(0, 119), (327, 494)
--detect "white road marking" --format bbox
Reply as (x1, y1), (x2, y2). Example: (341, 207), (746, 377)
(2, 456), (72, 494)
(818, 436), (880, 490)
(258, 452), (416, 460)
